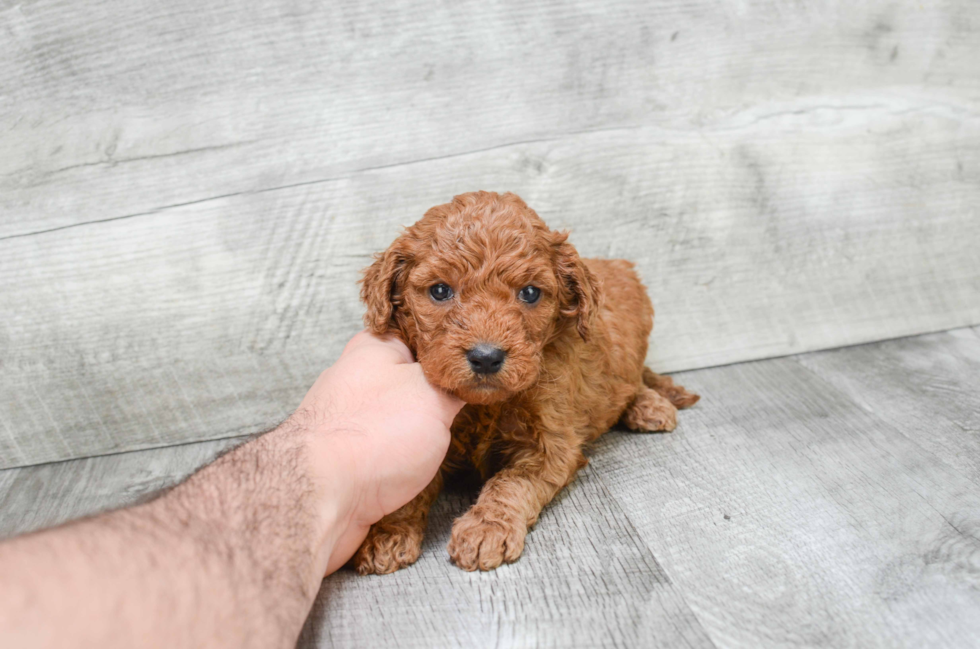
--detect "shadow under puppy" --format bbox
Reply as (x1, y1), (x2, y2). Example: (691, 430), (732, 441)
(354, 191), (699, 573)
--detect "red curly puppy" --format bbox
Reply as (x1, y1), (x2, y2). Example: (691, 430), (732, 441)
(354, 191), (698, 573)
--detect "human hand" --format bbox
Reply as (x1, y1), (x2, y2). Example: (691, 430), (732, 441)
(294, 331), (464, 573)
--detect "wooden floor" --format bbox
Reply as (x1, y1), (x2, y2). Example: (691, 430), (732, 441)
(3, 326), (978, 648)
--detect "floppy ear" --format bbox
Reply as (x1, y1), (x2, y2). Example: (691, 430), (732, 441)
(552, 231), (601, 341)
(360, 237), (411, 335)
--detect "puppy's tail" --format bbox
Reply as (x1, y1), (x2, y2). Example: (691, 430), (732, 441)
(642, 367), (700, 408)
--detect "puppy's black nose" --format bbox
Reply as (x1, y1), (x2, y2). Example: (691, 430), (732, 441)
(466, 344), (506, 375)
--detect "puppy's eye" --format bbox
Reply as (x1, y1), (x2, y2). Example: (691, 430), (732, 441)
(518, 285), (541, 304)
(429, 283), (454, 302)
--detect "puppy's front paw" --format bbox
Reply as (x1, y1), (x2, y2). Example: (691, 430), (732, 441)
(353, 518), (424, 575)
(448, 506), (526, 571)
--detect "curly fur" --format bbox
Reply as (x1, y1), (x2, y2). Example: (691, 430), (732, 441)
(353, 191), (699, 573)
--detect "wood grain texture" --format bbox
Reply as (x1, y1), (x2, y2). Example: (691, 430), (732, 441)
(2, 113), (979, 468)
(299, 470), (712, 649)
(591, 338), (980, 648)
(3, 0), (977, 237)
(2, 0), (980, 466)
(3, 331), (979, 647)
(0, 439), (712, 648)
(794, 329), (980, 486)
(0, 436), (245, 539)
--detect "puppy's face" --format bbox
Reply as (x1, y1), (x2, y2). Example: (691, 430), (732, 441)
(361, 191), (600, 405)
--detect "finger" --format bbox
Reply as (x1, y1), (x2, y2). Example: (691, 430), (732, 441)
(440, 390), (465, 413)
(325, 523), (371, 576)
(406, 364), (464, 424)
(343, 330), (414, 365)
(435, 389), (465, 424)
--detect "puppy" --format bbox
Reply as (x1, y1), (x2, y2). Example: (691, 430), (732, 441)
(354, 191), (699, 573)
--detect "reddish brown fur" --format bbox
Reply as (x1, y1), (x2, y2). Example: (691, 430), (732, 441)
(353, 191), (699, 573)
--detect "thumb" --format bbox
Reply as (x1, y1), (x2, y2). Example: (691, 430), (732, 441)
(408, 365), (464, 427)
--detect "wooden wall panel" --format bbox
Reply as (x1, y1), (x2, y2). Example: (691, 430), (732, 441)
(3, 0), (978, 238)
(1, 0), (979, 466)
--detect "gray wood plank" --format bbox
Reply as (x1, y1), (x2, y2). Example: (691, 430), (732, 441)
(591, 355), (980, 648)
(0, 437), (244, 537)
(794, 330), (980, 485)
(299, 468), (712, 649)
(3, 0), (978, 238)
(3, 109), (979, 467)
(0, 438), (713, 648)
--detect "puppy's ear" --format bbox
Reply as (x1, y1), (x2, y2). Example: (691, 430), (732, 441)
(360, 236), (412, 335)
(552, 231), (601, 341)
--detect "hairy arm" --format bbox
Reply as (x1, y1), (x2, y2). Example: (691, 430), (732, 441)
(0, 333), (462, 649)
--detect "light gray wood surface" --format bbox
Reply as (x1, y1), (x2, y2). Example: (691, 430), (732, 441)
(591, 344), (980, 647)
(0, 436), (243, 536)
(299, 471), (711, 649)
(3, 329), (978, 648)
(795, 328), (980, 486)
(2, 0), (980, 467)
(5, 0), (977, 237)
(0, 434), (713, 648)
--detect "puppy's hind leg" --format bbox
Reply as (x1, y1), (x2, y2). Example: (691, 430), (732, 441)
(622, 385), (678, 432)
(642, 367), (700, 409)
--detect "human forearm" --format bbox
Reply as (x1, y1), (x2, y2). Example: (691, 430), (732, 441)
(0, 332), (462, 648)
(0, 419), (351, 649)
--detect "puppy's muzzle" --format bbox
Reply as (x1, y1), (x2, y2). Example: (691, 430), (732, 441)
(466, 344), (506, 375)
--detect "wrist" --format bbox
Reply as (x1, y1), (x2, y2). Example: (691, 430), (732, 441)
(292, 422), (363, 572)
(285, 403), (405, 573)
(154, 418), (358, 594)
